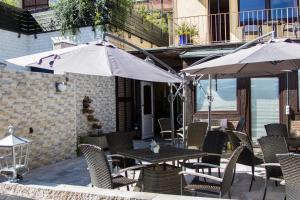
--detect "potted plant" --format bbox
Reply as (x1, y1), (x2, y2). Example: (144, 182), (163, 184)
(175, 22), (198, 45)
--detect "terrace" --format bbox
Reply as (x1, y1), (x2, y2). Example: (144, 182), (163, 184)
(171, 7), (300, 46)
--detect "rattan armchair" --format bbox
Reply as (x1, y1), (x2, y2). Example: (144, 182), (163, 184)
(276, 153), (300, 200)
(179, 145), (245, 199)
(158, 118), (172, 138)
(258, 136), (288, 200)
(106, 132), (137, 169)
(230, 131), (263, 191)
(264, 123), (288, 137)
(79, 144), (145, 190)
(235, 117), (245, 132)
(186, 122), (208, 150)
(181, 130), (226, 178)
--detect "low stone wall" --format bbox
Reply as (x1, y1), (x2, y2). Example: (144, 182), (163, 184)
(0, 69), (116, 168)
(0, 183), (214, 200)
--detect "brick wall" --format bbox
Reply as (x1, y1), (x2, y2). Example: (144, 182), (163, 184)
(0, 69), (116, 168)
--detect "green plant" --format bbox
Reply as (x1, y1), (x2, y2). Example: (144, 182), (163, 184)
(175, 22), (198, 36)
(0, 0), (18, 7)
(136, 5), (168, 33)
(53, 0), (133, 35)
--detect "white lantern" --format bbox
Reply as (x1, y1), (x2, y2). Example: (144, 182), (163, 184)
(0, 125), (31, 182)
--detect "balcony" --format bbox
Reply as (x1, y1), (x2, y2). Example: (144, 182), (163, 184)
(171, 7), (300, 46)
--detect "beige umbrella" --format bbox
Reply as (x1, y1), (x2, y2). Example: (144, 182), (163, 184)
(182, 38), (300, 130)
(6, 41), (183, 83)
(182, 39), (300, 77)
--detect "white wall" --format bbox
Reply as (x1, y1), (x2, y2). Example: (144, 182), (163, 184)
(0, 27), (102, 70)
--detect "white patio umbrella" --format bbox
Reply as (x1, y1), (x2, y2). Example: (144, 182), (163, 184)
(182, 38), (300, 130)
(6, 41), (183, 83)
(182, 39), (300, 77)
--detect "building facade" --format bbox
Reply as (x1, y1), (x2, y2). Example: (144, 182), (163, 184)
(0, 1), (170, 167)
(171, 0), (300, 141)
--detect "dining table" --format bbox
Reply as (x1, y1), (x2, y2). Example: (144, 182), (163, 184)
(117, 145), (205, 194)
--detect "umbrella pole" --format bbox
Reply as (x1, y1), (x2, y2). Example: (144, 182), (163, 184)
(286, 71), (291, 134)
(182, 82), (187, 148)
(169, 84), (175, 146)
(208, 74), (212, 131)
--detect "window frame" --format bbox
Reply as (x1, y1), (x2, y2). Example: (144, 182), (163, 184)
(194, 78), (239, 114)
(238, 0), (299, 25)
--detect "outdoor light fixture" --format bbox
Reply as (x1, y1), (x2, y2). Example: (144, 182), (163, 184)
(56, 82), (67, 92)
(0, 125), (31, 182)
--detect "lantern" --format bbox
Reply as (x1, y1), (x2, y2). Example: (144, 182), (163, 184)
(0, 125), (31, 182)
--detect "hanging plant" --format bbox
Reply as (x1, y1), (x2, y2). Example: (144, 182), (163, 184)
(53, 0), (133, 35)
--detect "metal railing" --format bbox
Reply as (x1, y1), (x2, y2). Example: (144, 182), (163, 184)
(172, 7), (300, 46)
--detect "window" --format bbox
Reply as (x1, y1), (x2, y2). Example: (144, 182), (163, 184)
(239, 0), (265, 25)
(196, 79), (237, 111)
(239, 0), (265, 12)
(271, 0), (297, 9)
(239, 0), (298, 24)
(270, 0), (298, 20)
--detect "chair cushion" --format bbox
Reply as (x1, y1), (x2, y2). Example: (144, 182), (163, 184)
(112, 175), (137, 188)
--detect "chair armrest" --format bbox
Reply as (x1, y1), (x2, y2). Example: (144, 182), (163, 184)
(204, 153), (222, 157)
(107, 154), (126, 159)
(193, 162), (224, 169)
(179, 171), (223, 182)
(161, 131), (172, 133)
(260, 163), (280, 167)
(107, 159), (120, 163)
(112, 164), (147, 177)
(177, 133), (184, 138)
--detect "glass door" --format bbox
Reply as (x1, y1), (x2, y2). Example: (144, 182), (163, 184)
(141, 81), (154, 139)
(251, 78), (280, 141)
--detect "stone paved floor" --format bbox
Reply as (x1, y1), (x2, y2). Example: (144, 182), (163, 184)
(5, 140), (286, 200)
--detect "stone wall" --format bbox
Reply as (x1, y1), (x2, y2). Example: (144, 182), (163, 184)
(0, 69), (116, 168)
(71, 74), (116, 136)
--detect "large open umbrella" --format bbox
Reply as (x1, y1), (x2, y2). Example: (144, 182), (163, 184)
(182, 38), (300, 131)
(6, 41), (183, 83)
(182, 39), (300, 77)
(6, 38), (184, 145)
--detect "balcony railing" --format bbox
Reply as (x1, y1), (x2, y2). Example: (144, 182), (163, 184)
(172, 7), (300, 46)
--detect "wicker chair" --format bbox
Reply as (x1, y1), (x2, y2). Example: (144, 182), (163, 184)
(264, 123), (288, 137)
(79, 144), (145, 190)
(186, 122), (208, 150)
(276, 153), (300, 200)
(106, 132), (136, 169)
(179, 145), (245, 199)
(182, 130), (226, 178)
(235, 117), (245, 132)
(230, 131), (263, 191)
(158, 118), (172, 138)
(258, 136), (288, 200)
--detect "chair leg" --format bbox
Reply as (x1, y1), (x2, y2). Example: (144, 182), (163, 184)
(263, 179), (268, 200)
(231, 167), (236, 185)
(275, 181), (278, 187)
(228, 191), (231, 199)
(218, 168), (221, 178)
(202, 168), (207, 182)
(249, 165), (255, 192)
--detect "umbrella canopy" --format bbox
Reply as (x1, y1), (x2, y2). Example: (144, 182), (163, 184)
(182, 39), (300, 77)
(6, 41), (183, 83)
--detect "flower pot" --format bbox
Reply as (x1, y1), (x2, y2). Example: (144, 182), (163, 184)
(179, 35), (191, 45)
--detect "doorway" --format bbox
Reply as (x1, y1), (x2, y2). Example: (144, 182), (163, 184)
(141, 81), (154, 139)
(209, 0), (230, 42)
(250, 78), (280, 141)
